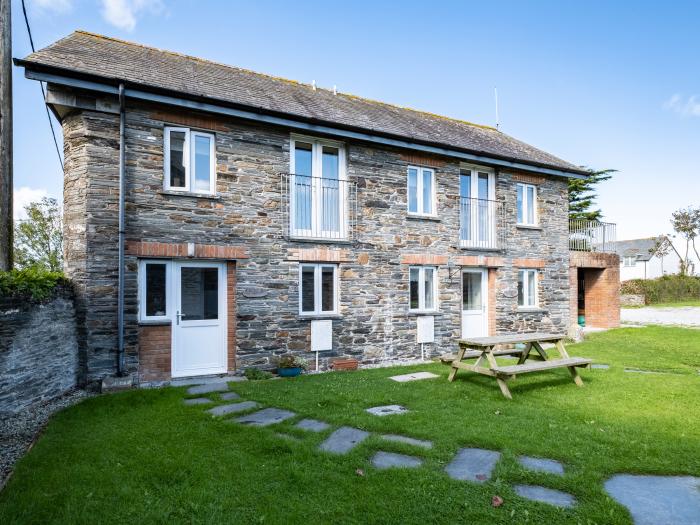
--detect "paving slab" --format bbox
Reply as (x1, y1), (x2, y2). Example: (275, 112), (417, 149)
(591, 364), (609, 370)
(234, 408), (296, 427)
(319, 426), (370, 454)
(275, 433), (300, 441)
(389, 371), (440, 382)
(183, 397), (213, 406)
(518, 456), (565, 476)
(207, 401), (258, 416)
(187, 382), (229, 395)
(220, 392), (240, 401)
(380, 434), (433, 449)
(604, 474), (700, 525)
(366, 405), (409, 416)
(514, 485), (576, 508)
(371, 451), (423, 469)
(295, 418), (330, 432)
(445, 448), (501, 483)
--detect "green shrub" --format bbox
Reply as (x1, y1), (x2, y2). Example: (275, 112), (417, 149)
(0, 267), (68, 302)
(243, 367), (274, 380)
(276, 354), (309, 370)
(621, 274), (700, 304)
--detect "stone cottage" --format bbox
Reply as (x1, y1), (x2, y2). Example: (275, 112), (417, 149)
(17, 31), (594, 386)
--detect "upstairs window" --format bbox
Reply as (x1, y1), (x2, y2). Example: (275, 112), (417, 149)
(517, 269), (538, 308)
(407, 166), (435, 216)
(299, 263), (339, 315)
(516, 183), (537, 225)
(164, 127), (216, 194)
(409, 266), (438, 312)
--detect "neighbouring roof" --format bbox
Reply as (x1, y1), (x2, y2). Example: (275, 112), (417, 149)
(611, 237), (663, 261)
(17, 30), (587, 177)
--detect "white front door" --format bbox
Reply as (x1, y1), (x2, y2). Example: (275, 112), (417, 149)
(172, 261), (227, 378)
(462, 268), (488, 338)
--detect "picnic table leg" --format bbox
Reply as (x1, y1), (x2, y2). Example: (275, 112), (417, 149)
(448, 346), (467, 382)
(531, 341), (549, 361)
(517, 342), (533, 364)
(484, 347), (513, 399)
(495, 377), (513, 399)
(556, 339), (584, 387)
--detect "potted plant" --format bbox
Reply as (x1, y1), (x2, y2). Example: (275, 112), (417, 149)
(276, 354), (309, 377)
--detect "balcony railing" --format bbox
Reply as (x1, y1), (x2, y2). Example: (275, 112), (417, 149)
(281, 173), (357, 242)
(569, 219), (617, 252)
(459, 197), (505, 250)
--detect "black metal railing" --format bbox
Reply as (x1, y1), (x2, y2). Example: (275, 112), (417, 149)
(281, 173), (357, 241)
(459, 197), (505, 250)
(569, 219), (617, 252)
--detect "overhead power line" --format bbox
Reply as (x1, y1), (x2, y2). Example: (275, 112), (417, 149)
(20, 0), (64, 171)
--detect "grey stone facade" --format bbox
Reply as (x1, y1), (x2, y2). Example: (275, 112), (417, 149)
(0, 287), (79, 415)
(58, 93), (570, 383)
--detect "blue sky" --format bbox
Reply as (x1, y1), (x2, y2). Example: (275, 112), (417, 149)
(11, 0), (700, 240)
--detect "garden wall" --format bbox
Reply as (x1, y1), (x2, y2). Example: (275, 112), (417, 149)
(0, 286), (80, 415)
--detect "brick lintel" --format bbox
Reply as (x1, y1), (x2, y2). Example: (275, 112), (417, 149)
(400, 254), (449, 265)
(454, 255), (505, 267)
(512, 257), (546, 269)
(287, 248), (351, 263)
(126, 241), (249, 260)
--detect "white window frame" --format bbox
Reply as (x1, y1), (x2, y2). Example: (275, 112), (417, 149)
(164, 127), (217, 195)
(298, 263), (340, 316)
(407, 166), (437, 217)
(623, 256), (637, 267)
(290, 135), (348, 239)
(138, 259), (172, 322)
(409, 266), (439, 312)
(516, 183), (538, 226)
(517, 269), (539, 309)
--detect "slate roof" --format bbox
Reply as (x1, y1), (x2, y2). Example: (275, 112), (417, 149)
(18, 31), (586, 176)
(611, 237), (663, 261)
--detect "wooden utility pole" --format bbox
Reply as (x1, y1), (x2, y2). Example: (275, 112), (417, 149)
(0, 0), (12, 270)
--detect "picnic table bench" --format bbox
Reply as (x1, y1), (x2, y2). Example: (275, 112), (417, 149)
(441, 333), (591, 399)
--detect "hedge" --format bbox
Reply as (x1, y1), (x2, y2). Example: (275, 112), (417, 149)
(0, 268), (69, 302)
(621, 274), (700, 304)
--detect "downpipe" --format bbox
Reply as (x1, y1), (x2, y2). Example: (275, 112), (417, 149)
(117, 83), (126, 376)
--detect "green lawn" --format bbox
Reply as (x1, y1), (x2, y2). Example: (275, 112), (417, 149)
(622, 299), (700, 308)
(1, 326), (699, 524)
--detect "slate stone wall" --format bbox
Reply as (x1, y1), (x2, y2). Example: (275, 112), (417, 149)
(0, 287), (79, 415)
(59, 96), (571, 381)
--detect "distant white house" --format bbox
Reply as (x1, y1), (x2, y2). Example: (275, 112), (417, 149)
(611, 237), (682, 281)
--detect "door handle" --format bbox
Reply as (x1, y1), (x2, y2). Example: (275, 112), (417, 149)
(176, 311), (187, 325)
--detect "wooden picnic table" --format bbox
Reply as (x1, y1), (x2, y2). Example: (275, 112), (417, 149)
(440, 332), (591, 399)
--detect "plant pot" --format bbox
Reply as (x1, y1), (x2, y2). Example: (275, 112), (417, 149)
(278, 367), (303, 377)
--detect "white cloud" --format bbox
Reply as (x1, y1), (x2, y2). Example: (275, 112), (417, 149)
(100, 0), (165, 31)
(663, 93), (700, 118)
(33, 0), (73, 14)
(13, 187), (49, 220)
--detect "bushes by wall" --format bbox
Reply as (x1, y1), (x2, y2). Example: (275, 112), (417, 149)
(621, 274), (700, 304)
(0, 268), (69, 302)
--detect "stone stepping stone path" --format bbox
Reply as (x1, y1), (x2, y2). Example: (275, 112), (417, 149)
(389, 371), (439, 382)
(183, 397), (213, 406)
(207, 401), (258, 416)
(604, 474), (700, 525)
(371, 451), (423, 469)
(319, 426), (370, 454)
(220, 392), (240, 401)
(591, 363), (609, 370)
(518, 455), (565, 476)
(187, 382), (229, 395)
(366, 405), (409, 416)
(514, 485), (576, 508)
(445, 448), (501, 483)
(235, 408), (296, 427)
(380, 434), (433, 449)
(295, 418), (330, 432)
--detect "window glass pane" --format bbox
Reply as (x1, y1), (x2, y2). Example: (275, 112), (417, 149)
(169, 130), (186, 188)
(408, 168), (418, 213)
(528, 270), (536, 306)
(193, 134), (212, 192)
(294, 142), (313, 176)
(424, 268), (435, 310)
(301, 266), (315, 312)
(409, 268), (420, 309)
(526, 185), (535, 224)
(180, 267), (218, 320)
(517, 270), (525, 306)
(422, 170), (433, 214)
(322, 147), (340, 232)
(321, 266), (335, 312)
(477, 173), (489, 200)
(462, 272), (482, 311)
(460, 171), (472, 198)
(517, 184), (524, 223)
(145, 264), (167, 317)
(294, 143), (313, 231)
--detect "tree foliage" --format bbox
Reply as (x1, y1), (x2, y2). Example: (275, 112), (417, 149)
(653, 206), (700, 276)
(568, 168), (615, 221)
(13, 197), (63, 272)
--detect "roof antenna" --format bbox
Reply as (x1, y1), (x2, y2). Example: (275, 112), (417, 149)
(333, 85), (337, 95)
(494, 86), (500, 130)
(312, 80), (316, 91)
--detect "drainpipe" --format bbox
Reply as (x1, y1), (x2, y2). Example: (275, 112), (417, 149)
(117, 83), (126, 376)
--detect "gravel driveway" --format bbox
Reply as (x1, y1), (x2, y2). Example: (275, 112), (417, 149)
(621, 307), (700, 327)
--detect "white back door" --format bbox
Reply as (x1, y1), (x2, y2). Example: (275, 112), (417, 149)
(461, 268), (488, 338)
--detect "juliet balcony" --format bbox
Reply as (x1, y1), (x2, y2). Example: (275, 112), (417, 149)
(459, 197), (506, 251)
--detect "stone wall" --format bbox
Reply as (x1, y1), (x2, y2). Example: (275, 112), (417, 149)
(57, 93), (572, 382)
(0, 287), (79, 415)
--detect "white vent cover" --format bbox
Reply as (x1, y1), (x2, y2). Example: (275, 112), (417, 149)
(311, 320), (333, 351)
(416, 316), (434, 343)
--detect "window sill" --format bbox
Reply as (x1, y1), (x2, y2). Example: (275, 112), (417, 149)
(159, 190), (220, 200)
(516, 307), (546, 314)
(407, 214), (441, 222)
(138, 319), (172, 326)
(289, 237), (353, 245)
(408, 310), (442, 316)
(298, 314), (343, 320)
(516, 224), (542, 230)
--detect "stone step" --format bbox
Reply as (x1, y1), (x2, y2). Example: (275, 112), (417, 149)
(445, 448), (501, 483)
(380, 434), (433, 449)
(207, 401), (258, 416)
(187, 382), (229, 395)
(295, 418), (331, 432)
(371, 451), (423, 469)
(514, 485), (576, 508)
(234, 408), (296, 427)
(183, 398), (213, 406)
(518, 455), (564, 476)
(319, 427), (369, 455)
